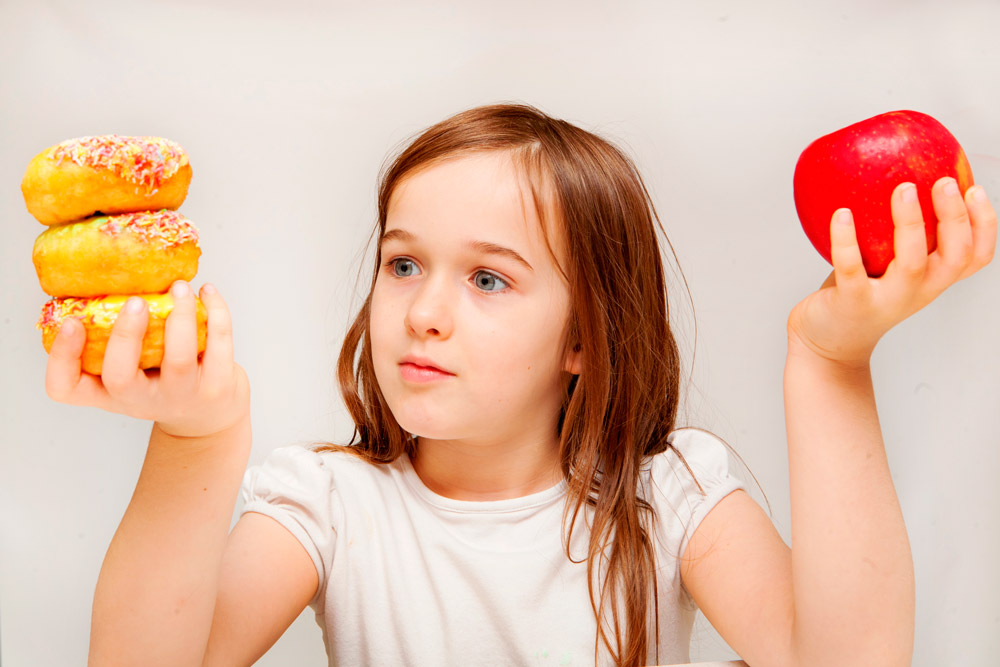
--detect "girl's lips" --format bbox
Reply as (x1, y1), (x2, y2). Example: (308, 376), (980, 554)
(399, 362), (454, 383)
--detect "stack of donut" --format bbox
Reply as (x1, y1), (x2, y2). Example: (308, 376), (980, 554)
(23, 135), (207, 375)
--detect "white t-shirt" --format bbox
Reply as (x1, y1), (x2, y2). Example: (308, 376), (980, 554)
(240, 427), (743, 666)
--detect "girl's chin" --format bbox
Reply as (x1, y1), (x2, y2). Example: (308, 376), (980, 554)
(387, 398), (509, 442)
(391, 412), (462, 441)
(394, 415), (501, 445)
(400, 426), (467, 442)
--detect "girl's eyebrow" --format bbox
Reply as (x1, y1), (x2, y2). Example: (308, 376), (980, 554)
(468, 240), (534, 272)
(381, 228), (534, 272)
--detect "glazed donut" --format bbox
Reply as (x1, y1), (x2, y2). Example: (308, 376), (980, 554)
(21, 135), (192, 226)
(37, 293), (208, 376)
(33, 210), (201, 298)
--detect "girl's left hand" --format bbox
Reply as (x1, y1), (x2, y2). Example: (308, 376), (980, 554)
(787, 177), (997, 366)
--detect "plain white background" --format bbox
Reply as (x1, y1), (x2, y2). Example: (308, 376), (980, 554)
(2, 1), (998, 664)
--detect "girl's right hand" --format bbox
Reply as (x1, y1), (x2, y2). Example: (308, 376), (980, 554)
(44, 281), (250, 439)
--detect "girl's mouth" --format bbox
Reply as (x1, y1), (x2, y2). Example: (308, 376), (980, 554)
(398, 356), (455, 383)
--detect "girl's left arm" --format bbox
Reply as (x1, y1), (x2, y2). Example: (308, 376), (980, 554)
(681, 177), (996, 667)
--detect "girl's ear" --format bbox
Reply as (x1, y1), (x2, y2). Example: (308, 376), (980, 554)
(563, 342), (583, 375)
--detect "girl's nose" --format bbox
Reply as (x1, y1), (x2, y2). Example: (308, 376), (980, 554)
(404, 278), (453, 339)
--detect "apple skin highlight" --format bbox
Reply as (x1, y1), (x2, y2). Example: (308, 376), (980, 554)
(793, 110), (974, 277)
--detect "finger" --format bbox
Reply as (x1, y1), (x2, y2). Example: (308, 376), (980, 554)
(101, 296), (151, 395)
(926, 177), (974, 284)
(160, 281), (200, 389)
(962, 185), (997, 277)
(887, 182), (928, 284)
(829, 208), (868, 295)
(198, 283), (236, 390)
(45, 318), (103, 405)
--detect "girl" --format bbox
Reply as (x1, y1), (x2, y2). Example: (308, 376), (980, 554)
(45, 104), (995, 666)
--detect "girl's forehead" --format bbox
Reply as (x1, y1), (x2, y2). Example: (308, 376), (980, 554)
(384, 152), (567, 265)
(388, 152), (522, 209)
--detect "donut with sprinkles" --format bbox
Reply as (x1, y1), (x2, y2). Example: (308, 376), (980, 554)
(21, 135), (192, 225)
(37, 293), (208, 376)
(33, 210), (202, 297)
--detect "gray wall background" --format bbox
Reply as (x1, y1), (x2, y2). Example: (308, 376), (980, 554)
(2, 1), (998, 664)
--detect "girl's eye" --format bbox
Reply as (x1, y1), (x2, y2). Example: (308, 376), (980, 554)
(389, 258), (420, 277)
(473, 270), (508, 292)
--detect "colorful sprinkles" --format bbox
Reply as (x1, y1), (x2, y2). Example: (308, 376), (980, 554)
(36, 297), (91, 333)
(49, 135), (189, 193)
(36, 295), (174, 334)
(97, 210), (199, 247)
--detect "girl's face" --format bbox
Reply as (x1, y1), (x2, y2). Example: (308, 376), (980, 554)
(370, 152), (579, 449)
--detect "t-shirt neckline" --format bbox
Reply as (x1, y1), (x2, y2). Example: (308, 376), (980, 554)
(399, 453), (568, 514)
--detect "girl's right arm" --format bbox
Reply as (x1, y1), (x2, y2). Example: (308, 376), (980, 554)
(45, 281), (317, 666)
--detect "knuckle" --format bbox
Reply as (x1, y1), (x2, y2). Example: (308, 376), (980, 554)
(897, 261), (926, 280)
(982, 245), (996, 266)
(209, 326), (233, 340)
(109, 318), (143, 341)
(845, 267), (868, 282)
(166, 308), (194, 328)
(45, 379), (68, 403)
(207, 306), (232, 331)
(48, 344), (75, 362)
(106, 329), (131, 348)
(837, 262), (865, 281)
(164, 356), (198, 376)
(201, 383), (224, 404)
(950, 239), (975, 266)
(100, 369), (133, 394)
(212, 320), (234, 341)
(835, 250), (864, 270)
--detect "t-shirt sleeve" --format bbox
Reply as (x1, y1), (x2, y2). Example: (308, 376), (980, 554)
(240, 445), (338, 606)
(648, 427), (745, 563)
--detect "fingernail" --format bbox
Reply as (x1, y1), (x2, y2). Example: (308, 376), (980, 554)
(124, 296), (145, 313)
(60, 318), (78, 336)
(901, 183), (918, 203)
(835, 208), (853, 225)
(171, 281), (190, 298)
(973, 186), (988, 203)
(201, 283), (217, 295)
(944, 178), (960, 197)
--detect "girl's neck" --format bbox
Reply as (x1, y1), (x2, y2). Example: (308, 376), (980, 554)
(409, 434), (563, 501)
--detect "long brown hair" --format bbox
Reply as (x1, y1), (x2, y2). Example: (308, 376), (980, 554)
(330, 103), (687, 666)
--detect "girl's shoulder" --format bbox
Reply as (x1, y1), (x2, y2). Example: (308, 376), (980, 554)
(653, 427), (737, 487)
(642, 427), (745, 557)
(645, 427), (730, 486)
(239, 444), (404, 606)
(242, 443), (401, 506)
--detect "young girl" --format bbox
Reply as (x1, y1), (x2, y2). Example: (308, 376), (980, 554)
(45, 104), (995, 666)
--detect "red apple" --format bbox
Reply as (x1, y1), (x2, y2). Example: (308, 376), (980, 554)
(793, 110), (974, 277)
